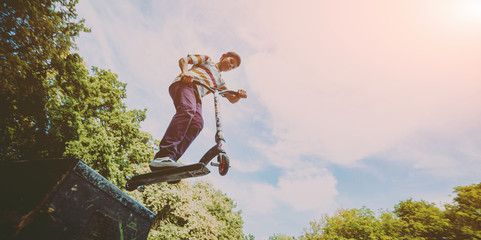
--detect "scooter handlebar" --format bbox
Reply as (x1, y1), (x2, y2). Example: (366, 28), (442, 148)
(193, 81), (241, 97)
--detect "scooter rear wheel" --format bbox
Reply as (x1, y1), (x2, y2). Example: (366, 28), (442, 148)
(218, 154), (230, 176)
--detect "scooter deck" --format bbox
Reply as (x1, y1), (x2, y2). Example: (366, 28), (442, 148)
(126, 163), (210, 191)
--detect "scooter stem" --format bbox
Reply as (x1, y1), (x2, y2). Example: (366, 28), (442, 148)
(213, 90), (226, 147)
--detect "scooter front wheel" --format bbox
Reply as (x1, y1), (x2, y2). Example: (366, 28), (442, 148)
(217, 154), (230, 176)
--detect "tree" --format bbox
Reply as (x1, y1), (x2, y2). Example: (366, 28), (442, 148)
(46, 53), (154, 185)
(1, 0), (153, 183)
(269, 233), (297, 240)
(445, 182), (481, 239)
(300, 207), (403, 240)
(1, 0), (88, 160)
(394, 199), (450, 239)
(129, 169), (245, 240)
(295, 182), (481, 239)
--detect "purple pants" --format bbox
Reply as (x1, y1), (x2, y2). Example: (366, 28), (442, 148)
(155, 82), (203, 160)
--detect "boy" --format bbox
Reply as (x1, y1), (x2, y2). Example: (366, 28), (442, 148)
(149, 52), (247, 171)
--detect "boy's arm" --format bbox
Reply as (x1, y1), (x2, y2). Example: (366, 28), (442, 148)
(224, 90), (247, 104)
(179, 57), (194, 83)
(179, 56), (193, 73)
(179, 55), (210, 72)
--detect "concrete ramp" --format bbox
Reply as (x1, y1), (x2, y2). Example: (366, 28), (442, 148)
(0, 158), (155, 240)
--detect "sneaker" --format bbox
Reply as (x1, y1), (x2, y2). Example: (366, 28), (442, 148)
(149, 157), (183, 171)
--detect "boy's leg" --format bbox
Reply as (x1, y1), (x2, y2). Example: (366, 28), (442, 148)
(173, 99), (203, 160)
(154, 82), (198, 160)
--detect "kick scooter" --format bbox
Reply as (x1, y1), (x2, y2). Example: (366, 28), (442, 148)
(125, 81), (243, 191)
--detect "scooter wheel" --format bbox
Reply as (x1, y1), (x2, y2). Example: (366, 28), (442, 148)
(218, 154), (230, 176)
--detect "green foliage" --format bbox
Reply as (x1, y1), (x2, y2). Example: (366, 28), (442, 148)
(298, 182), (481, 240)
(377, 210), (405, 239)
(52, 54), (154, 186)
(445, 182), (481, 239)
(394, 199), (449, 239)
(300, 208), (403, 240)
(129, 167), (244, 240)
(1, 0), (154, 183)
(269, 233), (297, 240)
(1, 0), (89, 160)
(243, 234), (256, 240)
(3, 46), (155, 185)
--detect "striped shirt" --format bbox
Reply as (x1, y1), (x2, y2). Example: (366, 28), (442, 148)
(173, 54), (227, 97)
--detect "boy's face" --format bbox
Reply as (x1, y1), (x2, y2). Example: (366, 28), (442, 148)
(218, 55), (239, 72)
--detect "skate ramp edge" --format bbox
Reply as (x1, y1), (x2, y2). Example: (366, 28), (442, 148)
(0, 158), (155, 240)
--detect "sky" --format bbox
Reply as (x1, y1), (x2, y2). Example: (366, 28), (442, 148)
(75, 0), (481, 238)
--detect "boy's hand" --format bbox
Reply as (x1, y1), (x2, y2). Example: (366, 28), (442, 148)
(237, 89), (247, 99)
(181, 73), (194, 84)
(226, 89), (247, 104)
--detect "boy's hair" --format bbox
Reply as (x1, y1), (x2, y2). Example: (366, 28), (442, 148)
(223, 52), (241, 67)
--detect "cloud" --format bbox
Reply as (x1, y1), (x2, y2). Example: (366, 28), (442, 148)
(241, 0), (481, 170)
(77, 0), (481, 174)
(276, 167), (338, 212)
(209, 165), (338, 215)
(204, 162), (338, 237)
(381, 125), (481, 179)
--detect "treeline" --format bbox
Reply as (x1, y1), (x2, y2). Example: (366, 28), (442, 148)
(270, 182), (481, 240)
(1, 1), (246, 239)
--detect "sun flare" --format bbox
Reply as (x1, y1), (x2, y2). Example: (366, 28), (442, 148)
(451, 0), (481, 22)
